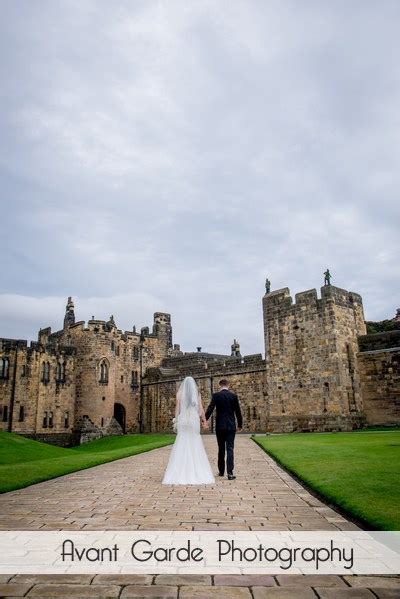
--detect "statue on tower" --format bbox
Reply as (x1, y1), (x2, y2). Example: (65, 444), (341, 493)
(324, 269), (332, 286)
(265, 278), (271, 294)
(105, 314), (116, 331)
(63, 297), (75, 329)
(231, 338), (241, 357)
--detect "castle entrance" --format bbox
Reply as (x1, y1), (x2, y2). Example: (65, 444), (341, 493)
(113, 403), (126, 433)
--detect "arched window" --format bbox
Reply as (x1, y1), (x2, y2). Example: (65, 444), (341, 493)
(0, 357), (9, 379)
(42, 361), (50, 384)
(99, 359), (109, 384)
(48, 411), (53, 428)
(56, 361), (65, 383)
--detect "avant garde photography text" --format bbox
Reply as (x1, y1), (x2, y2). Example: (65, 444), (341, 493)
(61, 538), (354, 570)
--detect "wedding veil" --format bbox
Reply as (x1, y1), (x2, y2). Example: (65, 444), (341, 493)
(177, 376), (200, 423)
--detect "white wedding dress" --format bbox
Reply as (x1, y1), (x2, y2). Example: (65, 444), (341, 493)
(162, 377), (215, 485)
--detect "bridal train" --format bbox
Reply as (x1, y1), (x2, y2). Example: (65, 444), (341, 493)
(162, 377), (215, 485)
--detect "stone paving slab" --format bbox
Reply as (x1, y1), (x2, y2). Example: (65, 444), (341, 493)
(0, 435), (399, 597)
(0, 436), (358, 532)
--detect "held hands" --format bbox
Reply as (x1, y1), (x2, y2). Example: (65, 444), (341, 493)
(201, 419), (209, 430)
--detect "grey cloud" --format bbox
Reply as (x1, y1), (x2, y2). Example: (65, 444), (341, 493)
(0, 0), (399, 355)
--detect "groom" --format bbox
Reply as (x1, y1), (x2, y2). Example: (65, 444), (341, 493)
(204, 379), (243, 480)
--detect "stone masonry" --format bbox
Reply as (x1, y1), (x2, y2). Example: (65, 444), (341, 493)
(1, 283), (399, 443)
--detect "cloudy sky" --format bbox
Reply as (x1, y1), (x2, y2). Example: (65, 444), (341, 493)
(0, 0), (399, 355)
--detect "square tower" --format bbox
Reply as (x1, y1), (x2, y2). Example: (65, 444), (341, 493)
(263, 285), (366, 432)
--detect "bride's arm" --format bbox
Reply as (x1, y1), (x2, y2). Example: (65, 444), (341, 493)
(198, 393), (208, 427)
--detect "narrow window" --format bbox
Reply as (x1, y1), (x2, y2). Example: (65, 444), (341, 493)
(131, 370), (138, 388)
(0, 357), (10, 379)
(43, 411), (48, 428)
(42, 362), (50, 383)
(2, 405), (8, 422)
(48, 411), (53, 428)
(99, 360), (109, 384)
(56, 362), (65, 382)
(64, 411), (69, 428)
(18, 405), (24, 422)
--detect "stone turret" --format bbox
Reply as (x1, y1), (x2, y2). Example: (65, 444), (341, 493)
(153, 312), (172, 350)
(63, 297), (75, 329)
(262, 284), (367, 432)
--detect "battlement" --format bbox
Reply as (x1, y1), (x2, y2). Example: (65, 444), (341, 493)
(0, 338), (28, 350)
(154, 312), (171, 324)
(264, 285), (364, 316)
(145, 351), (266, 383)
(320, 285), (363, 307)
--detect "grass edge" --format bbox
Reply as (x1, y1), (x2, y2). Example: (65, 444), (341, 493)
(251, 434), (376, 531)
(0, 437), (174, 494)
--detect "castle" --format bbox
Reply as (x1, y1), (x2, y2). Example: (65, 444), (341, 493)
(1, 283), (399, 445)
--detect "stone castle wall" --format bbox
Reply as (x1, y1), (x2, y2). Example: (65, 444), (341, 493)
(263, 285), (366, 432)
(1, 286), (399, 443)
(0, 338), (76, 440)
(0, 304), (172, 444)
(142, 352), (267, 433)
(357, 331), (400, 426)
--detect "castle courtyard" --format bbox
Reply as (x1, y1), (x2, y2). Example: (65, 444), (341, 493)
(0, 436), (399, 598)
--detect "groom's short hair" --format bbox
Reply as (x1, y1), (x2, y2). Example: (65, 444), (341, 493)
(219, 379), (229, 388)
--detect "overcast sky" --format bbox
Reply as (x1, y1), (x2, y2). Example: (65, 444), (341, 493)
(0, 0), (399, 356)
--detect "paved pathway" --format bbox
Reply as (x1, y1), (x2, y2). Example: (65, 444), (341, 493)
(0, 436), (357, 532)
(0, 435), (398, 597)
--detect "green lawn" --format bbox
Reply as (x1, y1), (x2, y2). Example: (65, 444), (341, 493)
(253, 431), (400, 530)
(0, 432), (175, 493)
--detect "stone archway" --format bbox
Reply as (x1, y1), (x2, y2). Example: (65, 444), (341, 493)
(113, 403), (126, 433)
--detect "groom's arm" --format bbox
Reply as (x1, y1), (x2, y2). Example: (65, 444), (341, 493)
(234, 394), (243, 429)
(205, 395), (216, 421)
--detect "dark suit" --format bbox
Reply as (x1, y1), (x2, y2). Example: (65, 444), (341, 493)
(205, 388), (243, 476)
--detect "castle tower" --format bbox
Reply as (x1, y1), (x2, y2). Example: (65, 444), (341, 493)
(64, 297), (75, 329)
(153, 313), (173, 351)
(263, 284), (367, 432)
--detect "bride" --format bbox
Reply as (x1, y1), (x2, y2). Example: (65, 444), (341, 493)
(162, 376), (215, 485)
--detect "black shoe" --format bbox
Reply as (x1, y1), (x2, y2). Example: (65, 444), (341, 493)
(218, 472), (224, 477)
(227, 474), (236, 480)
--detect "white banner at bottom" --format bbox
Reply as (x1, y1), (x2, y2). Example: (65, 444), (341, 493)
(0, 531), (399, 575)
